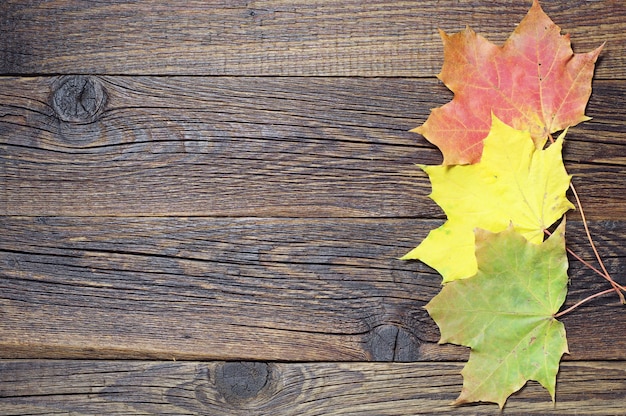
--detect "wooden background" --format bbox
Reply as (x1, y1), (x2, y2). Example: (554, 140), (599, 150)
(1, 1), (624, 414)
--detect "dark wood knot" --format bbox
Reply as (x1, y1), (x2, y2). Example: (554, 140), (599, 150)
(214, 362), (271, 405)
(51, 75), (106, 123)
(368, 324), (421, 362)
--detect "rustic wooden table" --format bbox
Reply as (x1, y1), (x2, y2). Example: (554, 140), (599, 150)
(1, 1), (625, 414)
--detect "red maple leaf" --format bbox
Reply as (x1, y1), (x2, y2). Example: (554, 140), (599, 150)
(415, 0), (603, 165)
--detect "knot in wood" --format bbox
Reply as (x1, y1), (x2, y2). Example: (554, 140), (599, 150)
(368, 324), (421, 362)
(51, 75), (106, 123)
(214, 362), (270, 405)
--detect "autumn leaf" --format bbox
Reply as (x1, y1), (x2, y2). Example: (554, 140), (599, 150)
(402, 115), (574, 282)
(415, 0), (603, 165)
(425, 222), (569, 408)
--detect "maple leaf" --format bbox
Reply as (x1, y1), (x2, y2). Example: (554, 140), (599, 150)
(402, 115), (574, 282)
(425, 222), (569, 408)
(415, 0), (603, 165)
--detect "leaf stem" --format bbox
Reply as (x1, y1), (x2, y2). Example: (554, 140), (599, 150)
(546, 228), (626, 295)
(568, 182), (625, 304)
(547, 132), (624, 304)
(554, 288), (617, 318)
(564, 244), (626, 293)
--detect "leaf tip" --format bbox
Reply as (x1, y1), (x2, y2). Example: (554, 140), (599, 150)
(531, 0), (541, 11)
(399, 245), (420, 261)
(450, 396), (467, 407)
(592, 41), (606, 58)
(452, 391), (507, 410)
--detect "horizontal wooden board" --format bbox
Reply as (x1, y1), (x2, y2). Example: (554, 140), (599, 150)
(2, 77), (624, 218)
(1, 217), (624, 361)
(1, 0), (623, 77)
(1, 360), (625, 415)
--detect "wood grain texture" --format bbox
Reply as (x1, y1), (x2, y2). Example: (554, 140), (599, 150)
(2, 77), (624, 218)
(1, 360), (625, 415)
(1, 0), (625, 413)
(1, 216), (624, 361)
(1, 1), (623, 77)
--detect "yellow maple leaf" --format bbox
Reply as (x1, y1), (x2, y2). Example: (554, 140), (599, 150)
(402, 115), (574, 282)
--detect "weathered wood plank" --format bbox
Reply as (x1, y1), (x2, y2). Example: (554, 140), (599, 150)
(2, 77), (624, 218)
(1, 0), (622, 77)
(1, 217), (624, 361)
(0, 360), (624, 415)
(2, 1), (623, 413)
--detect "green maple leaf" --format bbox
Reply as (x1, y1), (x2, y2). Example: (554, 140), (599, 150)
(402, 115), (574, 282)
(425, 222), (570, 408)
